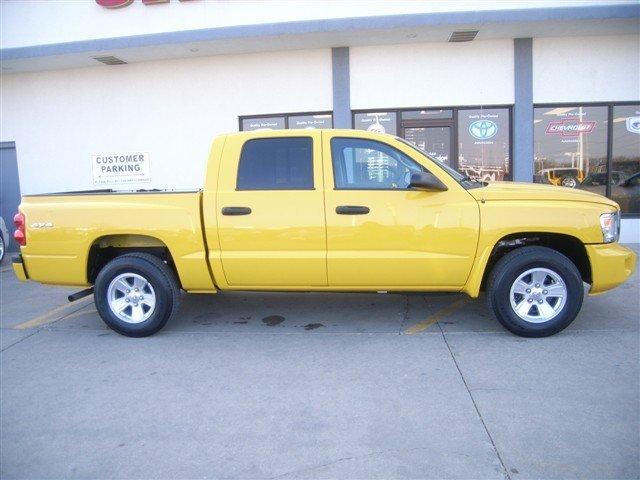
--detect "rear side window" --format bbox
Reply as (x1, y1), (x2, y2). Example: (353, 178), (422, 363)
(237, 137), (313, 190)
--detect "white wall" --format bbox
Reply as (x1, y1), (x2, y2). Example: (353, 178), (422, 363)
(533, 35), (640, 103)
(2, 0), (630, 49)
(0, 48), (332, 194)
(620, 220), (639, 244)
(350, 39), (514, 109)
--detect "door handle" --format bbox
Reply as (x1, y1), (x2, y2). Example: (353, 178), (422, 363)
(335, 205), (370, 215)
(221, 207), (252, 216)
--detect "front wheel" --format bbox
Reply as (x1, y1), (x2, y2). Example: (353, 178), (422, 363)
(94, 253), (180, 337)
(0, 234), (5, 263)
(487, 246), (584, 337)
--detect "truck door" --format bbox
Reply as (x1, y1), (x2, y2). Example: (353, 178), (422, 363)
(216, 130), (327, 288)
(322, 130), (479, 289)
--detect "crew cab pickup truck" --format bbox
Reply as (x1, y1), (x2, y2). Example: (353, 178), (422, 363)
(12, 129), (636, 337)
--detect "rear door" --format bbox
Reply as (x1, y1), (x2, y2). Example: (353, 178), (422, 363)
(216, 131), (327, 288)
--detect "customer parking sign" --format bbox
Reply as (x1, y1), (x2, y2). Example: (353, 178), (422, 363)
(91, 152), (151, 186)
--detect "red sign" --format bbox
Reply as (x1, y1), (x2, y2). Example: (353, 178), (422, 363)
(96, 0), (189, 8)
(545, 119), (596, 137)
(96, 0), (133, 7)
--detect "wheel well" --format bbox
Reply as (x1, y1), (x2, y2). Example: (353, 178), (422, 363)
(481, 233), (592, 291)
(87, 234), (179, 285)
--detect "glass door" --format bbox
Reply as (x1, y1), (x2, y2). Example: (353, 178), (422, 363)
(401, 109), (454, 167)
(403, 126), (452, 166)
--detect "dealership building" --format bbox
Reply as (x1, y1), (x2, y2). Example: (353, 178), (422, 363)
(1, 0), (639, 245)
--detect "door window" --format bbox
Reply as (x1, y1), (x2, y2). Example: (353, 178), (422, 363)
(237, 137), (313, 190)
(331, 138), (424, 190)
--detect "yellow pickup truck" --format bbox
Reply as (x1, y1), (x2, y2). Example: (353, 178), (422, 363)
(12, 129), (636, 337)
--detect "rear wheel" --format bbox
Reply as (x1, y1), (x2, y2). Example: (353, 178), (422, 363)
(94, 253), (180, 337)
(0, 233), (5, 263)
(487, 246), (584, 337)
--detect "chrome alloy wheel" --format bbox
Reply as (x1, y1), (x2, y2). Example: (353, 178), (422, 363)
(107, 273), (156, 324)
(509, 268), (567, 323)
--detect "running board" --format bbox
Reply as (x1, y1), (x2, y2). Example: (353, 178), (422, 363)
(68, 287), (94, 302)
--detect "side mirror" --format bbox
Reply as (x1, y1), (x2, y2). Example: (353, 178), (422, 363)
(409, 171), (448, 191)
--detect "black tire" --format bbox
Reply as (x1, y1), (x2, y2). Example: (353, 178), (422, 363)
(94, 253), (180, 337)
(560, 175), (578, 188)
(0, 233), (5, 263)
(487, 246), (584, 337)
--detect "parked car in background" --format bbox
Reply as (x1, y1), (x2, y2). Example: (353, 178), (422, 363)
(0, 216), (8, 263)
(11, 129), (636, 338)
(581, 171), (627, 189)
(534, 167), (585, 188)
(580, 171), (640, 214)
(615, 172), (640, 214)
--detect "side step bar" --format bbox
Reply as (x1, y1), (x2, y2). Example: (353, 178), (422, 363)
(68, 287), (94, 302)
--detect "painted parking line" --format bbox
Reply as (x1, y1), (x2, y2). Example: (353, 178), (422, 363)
(404, 298), (469, 335)
(12, 297), (94, 330)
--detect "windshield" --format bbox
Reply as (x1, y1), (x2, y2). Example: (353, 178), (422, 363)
(395, 137), (484, 188)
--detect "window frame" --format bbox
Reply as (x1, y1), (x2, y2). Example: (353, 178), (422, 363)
(351, 105), (514, 181)
(534, 101), (640, 218)
(330, 136), (426, 191)
(236, 136), (315, 191)
(238, 111), (333, 131)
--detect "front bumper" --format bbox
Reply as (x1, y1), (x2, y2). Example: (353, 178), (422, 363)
(12, 254), (28, 282)
(586, 243), (636, 295)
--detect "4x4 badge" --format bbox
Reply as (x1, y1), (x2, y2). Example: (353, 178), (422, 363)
(30, 222), (53, 229)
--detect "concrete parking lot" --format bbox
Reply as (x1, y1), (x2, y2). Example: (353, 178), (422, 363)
(1, 246), (638, 480)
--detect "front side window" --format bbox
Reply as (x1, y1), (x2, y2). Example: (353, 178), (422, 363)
(331, 138), (424, 190)
(611, 104), (640, 215)
(533, 106), (608, 195)
(457, 108), (511, 181)
(237, 137), (313, 190)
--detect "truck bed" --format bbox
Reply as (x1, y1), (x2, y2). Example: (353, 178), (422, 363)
(17, 190), (215, 291)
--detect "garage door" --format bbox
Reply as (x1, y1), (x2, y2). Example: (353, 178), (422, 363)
(0, 142), (21, 252)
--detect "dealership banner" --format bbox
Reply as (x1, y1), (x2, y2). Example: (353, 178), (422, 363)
(91, 152), (151, 186)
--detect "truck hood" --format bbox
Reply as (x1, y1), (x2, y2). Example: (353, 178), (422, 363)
(468, 181), (618, 208)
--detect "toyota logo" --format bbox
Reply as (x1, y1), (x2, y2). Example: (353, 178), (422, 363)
(469, 120), (498, 140)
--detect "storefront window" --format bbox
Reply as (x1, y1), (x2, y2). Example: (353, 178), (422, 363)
(354, 112), (397, 135)
(241, 116), (286, 131)
(240, 112), (332, 131)
(458, 108), (510, 181)
(611, 104), (640, 215)
(533, 106), (608, 196)
(289, 114), (332, 129)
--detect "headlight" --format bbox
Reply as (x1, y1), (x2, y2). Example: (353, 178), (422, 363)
(600, 211), (620, 243)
